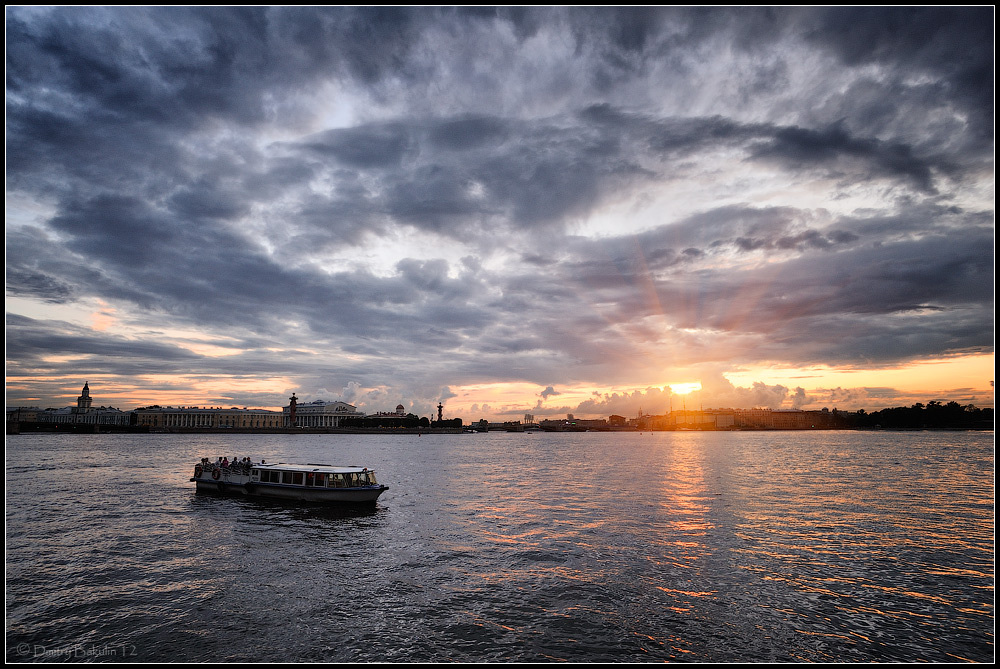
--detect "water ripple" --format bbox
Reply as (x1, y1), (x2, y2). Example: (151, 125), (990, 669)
(5, 430), (993, 662)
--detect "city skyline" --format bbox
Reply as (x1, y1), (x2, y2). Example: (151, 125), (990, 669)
(8, 378), (992, 423)
(6, 7), (995, 421)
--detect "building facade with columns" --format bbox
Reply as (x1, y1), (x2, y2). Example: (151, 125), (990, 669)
(133, 406), (283, 429)
(282, 396), (365, 428)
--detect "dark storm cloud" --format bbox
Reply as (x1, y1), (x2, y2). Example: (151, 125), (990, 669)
(276, 109), (948, 247)
(5, 7), (993, 410)
(5, 267), (75, 303)
(280, 114), (655, 234)
(749, 123), (938, 193)
(427, 115), (511, 151)
(6, 7), (426, 128)
(800, 7), (994, 135)
(34, 193), (310, 327)
(301, 125), (416, 169)
(491, 200), (993, 375)
(4, 313), (202, 375)
(547, 204), (853, 290)
(594, 109), (945, 200)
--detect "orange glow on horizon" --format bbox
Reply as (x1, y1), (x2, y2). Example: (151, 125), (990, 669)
(724, 353), (994, 400)
(6, 353), (992, 416)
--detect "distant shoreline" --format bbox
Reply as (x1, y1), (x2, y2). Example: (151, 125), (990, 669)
(6, 421), (992, 435)
(5, 422), (465, 435)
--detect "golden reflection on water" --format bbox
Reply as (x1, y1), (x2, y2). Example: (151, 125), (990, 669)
(727, 432), (994, 662)
(648, 435), (716, 628)
(430, 434), (732, 658)
(444, 432), (993, 661)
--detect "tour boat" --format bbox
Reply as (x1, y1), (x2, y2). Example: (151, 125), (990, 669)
(191, 459), (388, 504)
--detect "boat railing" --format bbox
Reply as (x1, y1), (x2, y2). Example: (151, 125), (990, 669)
(197, 461), (254, 477)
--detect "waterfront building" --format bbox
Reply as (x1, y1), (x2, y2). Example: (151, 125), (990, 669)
(653, 407), (846, 430)
(133, 405), (283, 429)
(6, 407), (42, 422)
(282, 399), (365, 428)
(657, 409), (736, 430)
(35, 405), (132, 426)
(368, 403), (408, 419)
(538, 417), (609, 431)
(29, 383), (132, 426)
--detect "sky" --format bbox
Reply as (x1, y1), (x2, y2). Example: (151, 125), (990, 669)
(5, 7), (995, 421)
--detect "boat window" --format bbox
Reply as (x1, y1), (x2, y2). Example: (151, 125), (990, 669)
(261, 470), (279, 483)
(329, 473), (344, 488)
(314, 473), (327, 487)
(281, 471), (299, 485)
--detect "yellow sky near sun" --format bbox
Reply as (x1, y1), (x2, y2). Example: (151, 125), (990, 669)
(724, 353), (994, 397)
(445, 352), (994, 420)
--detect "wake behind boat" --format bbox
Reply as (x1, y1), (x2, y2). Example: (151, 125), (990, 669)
(191, 458), (388, 504)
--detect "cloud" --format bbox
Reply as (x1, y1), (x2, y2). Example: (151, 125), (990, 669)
(5, 7), (993, 413)
(540, 386), (561, 400)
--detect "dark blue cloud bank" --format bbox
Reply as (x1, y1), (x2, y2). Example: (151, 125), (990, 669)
(5, 7), (994, 415)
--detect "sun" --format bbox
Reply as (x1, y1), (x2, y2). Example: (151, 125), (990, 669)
(669, 382), (702, 395)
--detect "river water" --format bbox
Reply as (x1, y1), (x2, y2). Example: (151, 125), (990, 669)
(5, 430), (994, 663)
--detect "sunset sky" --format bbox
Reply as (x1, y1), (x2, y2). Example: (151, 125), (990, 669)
(6, 7), (994, 421)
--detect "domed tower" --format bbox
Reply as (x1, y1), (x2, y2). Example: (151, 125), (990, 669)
(396, 403), (405, 416)
(76, 382), (93, 413)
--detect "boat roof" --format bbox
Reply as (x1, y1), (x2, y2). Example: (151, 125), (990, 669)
(254, 462), (373, 474)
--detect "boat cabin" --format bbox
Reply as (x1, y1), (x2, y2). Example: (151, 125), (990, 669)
(250, 463), (379, 488)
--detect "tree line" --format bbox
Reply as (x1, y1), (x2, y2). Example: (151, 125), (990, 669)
(338, 415), (464, 429)
(845, 401), (993, 429)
